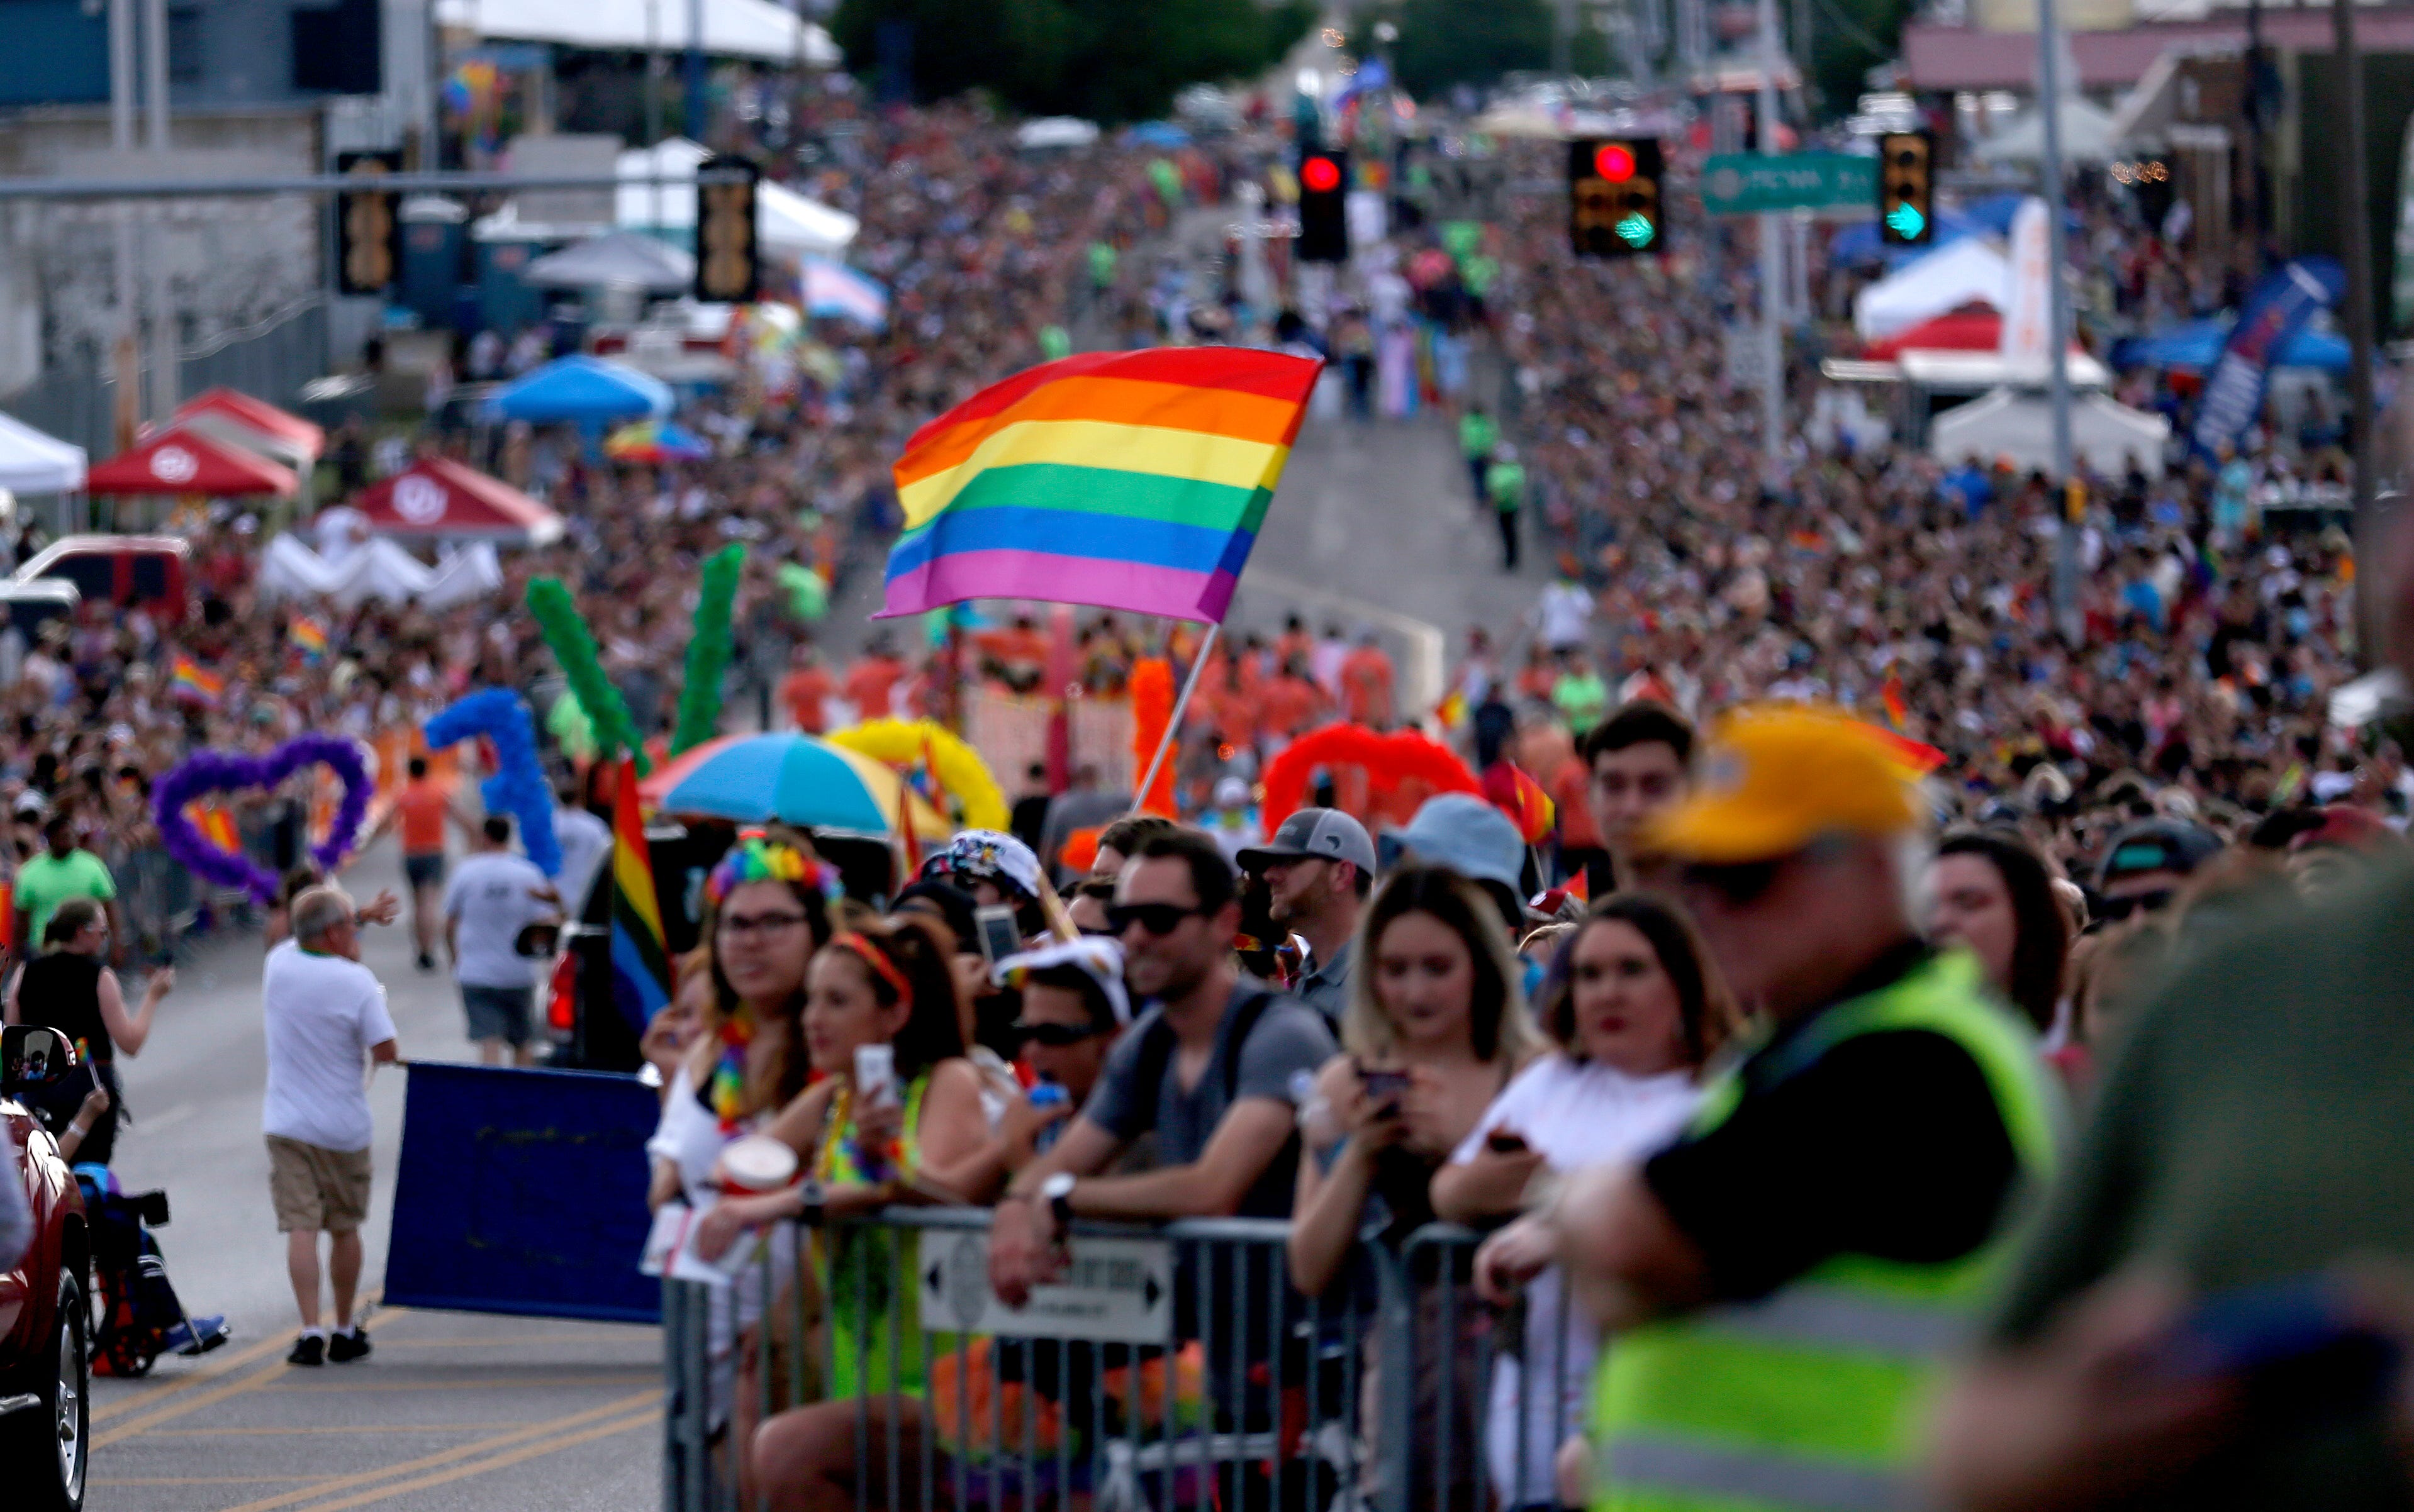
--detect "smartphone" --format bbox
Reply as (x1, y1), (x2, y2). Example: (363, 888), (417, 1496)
(1485, 1130), (1529, 1154)
(854, 1043), (898, 1109)
(975, 904), (1022, 966)
(1360, 1067), (1412, 1107)
(2159, 1277), (2399, 1420)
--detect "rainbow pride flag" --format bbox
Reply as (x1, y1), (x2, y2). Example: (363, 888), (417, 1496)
(878, 348), (1322, 625)
(608, 757), (671, 1029)
(289, 616), (328, 665)
(170, 655), (223, 707)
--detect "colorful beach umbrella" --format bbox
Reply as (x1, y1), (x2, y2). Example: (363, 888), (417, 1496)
(603, 420), (711, 463)
(647, 733), (948, 839)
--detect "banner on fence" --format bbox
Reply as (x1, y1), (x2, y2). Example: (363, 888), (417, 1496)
(917, 1228), (1175, 1343)
(383, 1062), (661, 1323)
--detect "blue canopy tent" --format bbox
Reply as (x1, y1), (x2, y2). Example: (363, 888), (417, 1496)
(1958, 194), (2084, 239)
(481, 355), (673, 425)
(2109, 318), (2352, 374)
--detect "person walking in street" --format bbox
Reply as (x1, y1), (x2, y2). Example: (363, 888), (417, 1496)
(4, 898), (172, 1169)
(1482, 705), (2057, 1512)
(441, 816), (559, 1065)
(1461, 404), (1500, 508)
(1487, 444), (1527, 571)
(262, 886), (397, 1367)
(368, 757), (468, 972)
(1239, 807), (1377, 1024)
(14, 811), (120, 969)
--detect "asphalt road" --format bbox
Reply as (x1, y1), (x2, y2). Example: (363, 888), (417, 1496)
(84, 834), (658, 1512)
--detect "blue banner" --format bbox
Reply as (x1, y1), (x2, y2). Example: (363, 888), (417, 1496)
(383, 1062), (661, 1323)
(2191, 257), (2345, 457)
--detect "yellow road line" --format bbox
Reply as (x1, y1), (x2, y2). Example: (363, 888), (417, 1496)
(369, 1335), (652, 1349)
(286, 1408), (654, 1512)
(91, 1300), (401, 1425)
(258, 1373), (655, 1392)
(94, 1357), (291, 1449)
(138, 1423), (535, 1437)
(212, 1391), (654, 1512)
(93, 1475), (338, 1486)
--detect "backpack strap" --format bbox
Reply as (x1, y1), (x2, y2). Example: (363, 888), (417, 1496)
(1220, 991), (1277, 1103)
(1129, 989), (1282, 1129)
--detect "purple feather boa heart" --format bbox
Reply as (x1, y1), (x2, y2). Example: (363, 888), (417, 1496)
(152, 734), (374, 904)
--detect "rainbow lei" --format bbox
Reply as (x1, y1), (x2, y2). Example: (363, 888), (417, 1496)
(710, 1010), (754, 1133)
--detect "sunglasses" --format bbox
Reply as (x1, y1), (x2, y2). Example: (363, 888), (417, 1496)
(1011, 1020), (1102, 1049)
(2093, 889), (2172, 926)
(1104, 901), (1207, 937)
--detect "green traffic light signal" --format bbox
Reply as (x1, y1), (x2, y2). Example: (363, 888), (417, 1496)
(1884, 203), (1926, 240)
(1616, 213), (1656, 248)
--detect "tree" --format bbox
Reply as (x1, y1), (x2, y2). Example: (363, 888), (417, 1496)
(1804, 0), (1916, 118)
(1383, 0), (1607, 100)
(832, 0), (1312, 123)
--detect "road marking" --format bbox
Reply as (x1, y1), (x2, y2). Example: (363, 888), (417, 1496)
(370, 1334), (654, 1348)
(94, 1474), (337, 1485)
(260, 1372), (656, 1391)
(92, 1300), (400, 1426)
(141, 1423), (533, 1436)
(211, 1391), (654, 1512)
(286, 1407), (654, 1512)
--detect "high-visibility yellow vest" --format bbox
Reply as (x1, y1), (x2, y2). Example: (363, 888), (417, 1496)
(1589, 951), (2059, 1512)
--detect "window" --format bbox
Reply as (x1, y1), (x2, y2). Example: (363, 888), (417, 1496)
(167, 6), (201, 85)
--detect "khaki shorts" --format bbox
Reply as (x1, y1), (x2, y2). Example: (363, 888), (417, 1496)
(266, 1135), (373, 1234)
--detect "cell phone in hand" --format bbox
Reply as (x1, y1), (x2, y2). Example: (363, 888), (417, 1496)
(1360, 1067), (1412, 1108)
(975, 904), (1021, 966)
(2158, 1277), (2400, 1421)
(1485, 1130), (1529, 1154)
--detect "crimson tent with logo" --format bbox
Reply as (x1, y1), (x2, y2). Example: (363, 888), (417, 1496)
(354, 457), (565, 545)
(85, 426), (299, 496)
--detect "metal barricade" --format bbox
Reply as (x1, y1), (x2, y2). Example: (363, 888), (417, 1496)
(661, 1211), (1599, 1512)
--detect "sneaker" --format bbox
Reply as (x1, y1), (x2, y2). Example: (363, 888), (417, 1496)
(164, 1316), (232, 1357)
(327, 1326), (372, 1364)
(416, 952), (435, 972)
(288, 1334), (325, 1367)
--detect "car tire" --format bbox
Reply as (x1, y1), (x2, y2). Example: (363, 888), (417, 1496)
(3, 1267), (89, 1512)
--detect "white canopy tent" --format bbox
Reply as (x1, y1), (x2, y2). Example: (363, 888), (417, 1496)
(1928, 388), (2171, 476)
(1854, 238), (2010, 341)
(433, 0), (837, 63)
(0, 412), (86, 495)
(1016, 118), (1100, 150)
(525, 230), (695, 291)
(615, 138), (858, 260)
(256, 535), (503, 611)
(1972, 98), (2120, 165)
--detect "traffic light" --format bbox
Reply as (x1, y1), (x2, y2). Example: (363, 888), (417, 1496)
(1877, 131), (1935, 247)
(1568, 138), (1663, 258)
(1298, 149), (1349, 264)
(694, 155), (762, 304)
(333, 150), (401, 296)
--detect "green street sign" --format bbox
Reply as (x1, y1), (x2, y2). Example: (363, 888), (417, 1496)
(1699, 153), (1876, 216)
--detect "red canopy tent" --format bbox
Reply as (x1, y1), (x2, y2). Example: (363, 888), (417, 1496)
(1862, 308), (2003, 360)
(172, 387), (325, 466)
(354, 457), (564, 545)
(86, 426), (299, 496)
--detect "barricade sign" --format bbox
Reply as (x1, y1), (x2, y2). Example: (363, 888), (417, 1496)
(917, 1229), (1175, 1343)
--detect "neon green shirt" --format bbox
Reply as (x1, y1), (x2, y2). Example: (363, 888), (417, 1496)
(16, 848), (115, 947)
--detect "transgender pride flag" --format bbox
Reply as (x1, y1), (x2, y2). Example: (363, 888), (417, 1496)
(802, 258), (888, 331)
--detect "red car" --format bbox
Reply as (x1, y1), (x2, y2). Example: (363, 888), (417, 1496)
(1, 1023), (91, 1511)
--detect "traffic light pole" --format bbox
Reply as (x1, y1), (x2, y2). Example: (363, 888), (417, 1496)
(2038, 0), (2080, 640)
(1756, 0), (1784, 476)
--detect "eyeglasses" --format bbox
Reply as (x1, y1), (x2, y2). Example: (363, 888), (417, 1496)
(1105, 901), (1207, 937)
(1011, 1020), (1103, 1049)
(716, 911), (811, 942)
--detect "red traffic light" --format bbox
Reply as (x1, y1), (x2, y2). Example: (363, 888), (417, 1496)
(1301, 155), (1341, 194)
(1593, 143), (1636, 182)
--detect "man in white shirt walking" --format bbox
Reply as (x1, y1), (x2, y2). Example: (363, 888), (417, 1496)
(442, 816), (559, 1066)
(262, 886), (398, 1367)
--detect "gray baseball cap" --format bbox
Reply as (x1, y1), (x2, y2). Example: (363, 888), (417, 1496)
(1238, 806), (1378, 877)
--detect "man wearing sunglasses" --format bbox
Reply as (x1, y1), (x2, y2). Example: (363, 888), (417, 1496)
(1499, 705), (2055, 1512)
(2089, 816), (2219, 928)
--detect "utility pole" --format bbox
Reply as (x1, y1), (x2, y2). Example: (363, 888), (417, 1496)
(2333, 0), (2379, 575)
(143, 0), (174, 423)
(1554, 0), (1576, 77)
(1756, 0), (1784, 475)
(108, 0), (138, 452)
(2039, 0), (2078, 640)
(685, 0), (707, 143)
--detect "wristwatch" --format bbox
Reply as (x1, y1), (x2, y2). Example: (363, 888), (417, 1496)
(795, 1179), (827, 1228)
(1039, 1170), (1076, 1231)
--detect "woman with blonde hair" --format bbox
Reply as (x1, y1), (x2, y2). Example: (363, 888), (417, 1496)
(1288, 864), (1543, 1512)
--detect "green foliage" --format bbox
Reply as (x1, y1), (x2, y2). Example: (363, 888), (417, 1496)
(1384, 0), (1607, 99)
(1806, 0), (1915, 119)
(832, 0), (1313, 123)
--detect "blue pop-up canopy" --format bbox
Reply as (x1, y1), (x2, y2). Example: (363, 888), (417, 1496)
(481, 355), (673, 424)
(2110, 317), (2352, 375)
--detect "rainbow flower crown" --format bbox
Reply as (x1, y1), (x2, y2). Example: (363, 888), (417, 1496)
(706, 831), (842, 908)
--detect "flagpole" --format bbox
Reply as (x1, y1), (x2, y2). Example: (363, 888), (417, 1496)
(1129, 621), (1221, 817)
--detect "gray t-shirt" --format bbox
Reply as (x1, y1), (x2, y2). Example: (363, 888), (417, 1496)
(1085, 975), (1336, 1220)
(442, 850), (551, 989)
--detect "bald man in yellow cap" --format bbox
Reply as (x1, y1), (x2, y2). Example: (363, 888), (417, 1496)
(1475, 704), (2059, 1512)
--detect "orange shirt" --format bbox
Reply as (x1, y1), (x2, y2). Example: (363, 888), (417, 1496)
(844, 656), (904, 719)
(782, 665), (834, 733)
(1339, 647), (1396, 727)
(1261, 675), (1323, 738)
(394, 779), (452, 856)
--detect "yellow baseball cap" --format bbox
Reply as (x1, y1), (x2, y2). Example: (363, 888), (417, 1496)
(1640, 703), (1928, 864)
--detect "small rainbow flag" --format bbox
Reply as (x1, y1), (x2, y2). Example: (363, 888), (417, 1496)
(289, 616), (328, 665)
(878, 348), (1322, 625)
(608, 757), (670, 1030)
(185, 803), (240, 855)
(170, 656), (223, 707)
(1880, 669), (1908, 731)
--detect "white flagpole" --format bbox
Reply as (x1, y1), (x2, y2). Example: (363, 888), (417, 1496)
(1127, 621), (1221, 816)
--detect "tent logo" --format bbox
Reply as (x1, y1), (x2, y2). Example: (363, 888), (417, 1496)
(150, 445), (196, 485)
(394, 474), (447, 525)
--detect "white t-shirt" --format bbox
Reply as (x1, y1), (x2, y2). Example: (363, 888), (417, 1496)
(443, 849), (552, 989)
(1451, 1053), (1699, 1508)
(261, 941), (398, 1152)
(1537, 582), (1594, 650)
(552, 806), (613, 917)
